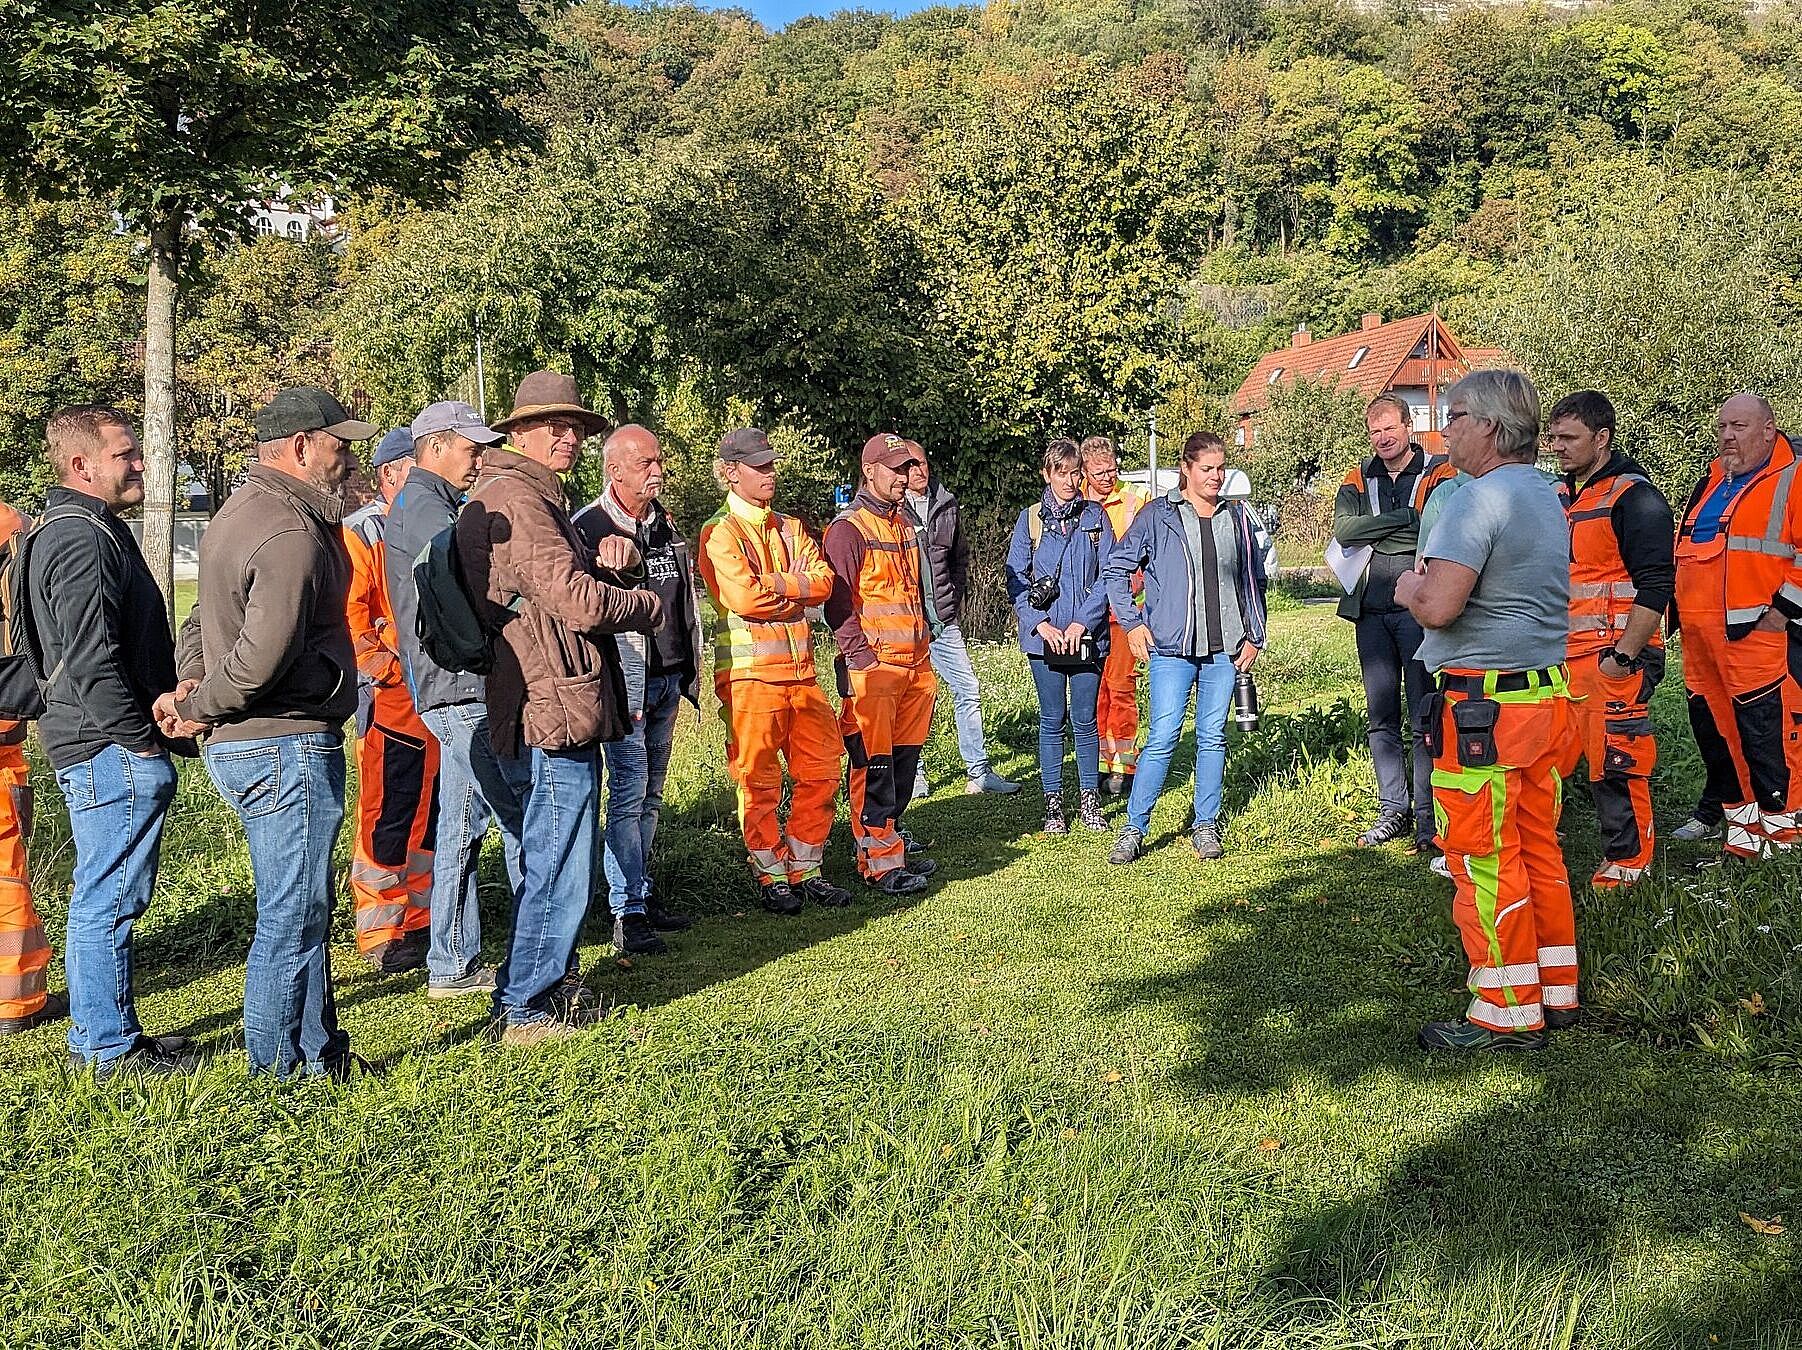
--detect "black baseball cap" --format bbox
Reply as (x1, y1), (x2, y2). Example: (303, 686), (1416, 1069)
(719, 428), (776, 467)
(254, 386), (377, 443)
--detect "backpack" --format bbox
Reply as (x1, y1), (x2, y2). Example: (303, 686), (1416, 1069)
(0, 506), (119, 720)
(412, 524), (527, 676)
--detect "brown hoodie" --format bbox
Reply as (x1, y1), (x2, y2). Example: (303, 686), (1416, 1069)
(455, 447), (662, 754)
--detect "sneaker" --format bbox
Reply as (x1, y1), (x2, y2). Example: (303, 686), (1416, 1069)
(967, 771), (1021, 795)
(1417, 1018), (1547, 1052)
(1078, 790), (1108, 832)
(1109, 827), (1144, 865)
(1670, 814), (1723, 843)
(868, 868), (929, 897)
(0, 990), (68, 1036)
(645, 899), (694, 932)
(1544, 1006), (1583, 1031)
(1191, 822), (1224, 860)
(69, 1034), (199, 1081)
(500, 1016), (587, 1049)
(613, 915), (668, 956)
(800, 877), (852, 908)
(1042, 792), (1067, 836)
(900, 827), (930, 855)
(760, 882), (804, 916)
(905, 855), (939, 879)
(428, 965), (498, 999)
(1357, 810), (1413, 848)
(1429, 854), (1452, 879)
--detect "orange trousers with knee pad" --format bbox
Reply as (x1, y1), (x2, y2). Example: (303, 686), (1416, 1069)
(1097, 617), (1140, 777)
(839, 661), (936, 881)
(0, 737), (49, 1020)
(1432, 669), (1577, 1032)
(1556, 651), (1661, 886)
(720, 676), (843, 888)
(350, 718), (437, 954)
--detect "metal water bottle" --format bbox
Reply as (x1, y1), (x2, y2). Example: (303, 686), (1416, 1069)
(1232, 671), (1261, 733)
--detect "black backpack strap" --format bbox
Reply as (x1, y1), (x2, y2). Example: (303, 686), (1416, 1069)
(17, 506), (121, 690)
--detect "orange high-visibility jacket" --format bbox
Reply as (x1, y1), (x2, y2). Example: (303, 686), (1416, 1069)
(826, 499), (930, 668)
(697, 493), (834, 685)
(343, 503), (428, 737)
(1561, 471), (1666, 659)
(1678, 432), (1802, 639)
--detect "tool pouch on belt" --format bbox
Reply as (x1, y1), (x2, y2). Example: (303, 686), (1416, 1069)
(1452, 697), (1501, 768)
(1420, 688), (1447, 758)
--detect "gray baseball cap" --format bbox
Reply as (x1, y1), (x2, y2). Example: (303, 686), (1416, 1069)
(410, 400), (503, 445)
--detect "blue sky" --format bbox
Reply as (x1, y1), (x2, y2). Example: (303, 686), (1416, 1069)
(720, 0), (934, 30)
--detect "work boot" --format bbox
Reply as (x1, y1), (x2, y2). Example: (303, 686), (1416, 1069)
(1191, 822), (1225, 860)
(428, 965), (498, 1000)
(0, 990), (68, 1036)
(1357, 810), (1412, 848)
(1042, 792), (1067, 836)
(1078, 790), (1108, 832)
(68, 1034), (198, 1082)
(645, 893), (694, 931)
(760, 882), (804, 916)
(1670, 814), (1722, 843)
(1417, 1018), (1547, 1053)
(1544, 1006), (1583, 1031)
(869, 868), (929, 897)
(905, 855), (939, 879)
(1109, 827), (1144, 865)
(967, 771), (1021, 796)
(613, 914), (668, 956)
(1105, 772), (1131, 796)
(800, 877), (852, 908)
(366, 937), (426, 975)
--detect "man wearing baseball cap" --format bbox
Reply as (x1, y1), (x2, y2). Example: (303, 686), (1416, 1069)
(159, 385), (373, 1078)
(697, 428), (850, 914)
(341, 427), (439, 978)
(823, 433), (940, 895)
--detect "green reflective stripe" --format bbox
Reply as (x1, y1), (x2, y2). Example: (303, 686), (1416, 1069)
(1470, 773), (1512, 1002)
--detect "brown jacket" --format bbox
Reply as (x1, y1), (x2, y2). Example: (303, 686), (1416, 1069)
(455, 447), (662, 754)
(176, 464), (357, 744)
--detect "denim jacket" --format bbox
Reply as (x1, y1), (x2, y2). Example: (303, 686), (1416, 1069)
(1105, 492), (1268, 656)
(1007, 497), (1115, 657)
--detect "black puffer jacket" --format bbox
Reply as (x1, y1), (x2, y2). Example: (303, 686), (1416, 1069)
(900, 475), (969, 627)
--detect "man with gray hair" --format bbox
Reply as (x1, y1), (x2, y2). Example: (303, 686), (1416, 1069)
(1397, 369), (1575, 1054)
(572, 424), (704, 954)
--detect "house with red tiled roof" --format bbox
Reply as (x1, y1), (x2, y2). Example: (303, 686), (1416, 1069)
(1231, 312), (1510, 453)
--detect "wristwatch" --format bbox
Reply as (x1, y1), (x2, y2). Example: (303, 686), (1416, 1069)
(1603, 647), (1645, 672)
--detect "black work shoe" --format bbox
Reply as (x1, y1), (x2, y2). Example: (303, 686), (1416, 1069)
(801, 877), (853, 908)
(869, 868), (929, 896)
(1078, 790), (1108, 832)
(613, 914), (669, 956)
(1109, 827), (1144, 865)
(321, 1050), (380, 1083)
(905, 855), (939, 879)
(1042, 792), (1068, 836)
(760, 882), (804, 916)
(69, 1034), (199, 1082)
(899, 827), (930, 855)
(1544, 1006), (1583, 1032)
(366, 937), (426, 975)
(1417, 1018), (1547, 1053)
(1191, 822), (1225, 860)
(646, 901), (693, 932)
(1358, 810), (1413, 848)
(0, 989), (68, 1036)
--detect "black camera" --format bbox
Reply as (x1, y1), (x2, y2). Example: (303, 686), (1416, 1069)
(1026, 574), (1061, 611)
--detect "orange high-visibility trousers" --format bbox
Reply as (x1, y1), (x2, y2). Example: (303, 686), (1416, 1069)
(719, 676), (843, 887)
(1556, 651), (1660, 887)
(1097, 616), (1140, 776)
(0, 739), (50, 1020)
(1432, 670), (1577, 1033)
(350, 721), (437, 953)
(840, 661), (936, 880)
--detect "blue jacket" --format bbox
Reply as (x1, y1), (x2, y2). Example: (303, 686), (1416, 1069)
(1007, 497), (1115, 656)
(1105, 491), (1269, 656)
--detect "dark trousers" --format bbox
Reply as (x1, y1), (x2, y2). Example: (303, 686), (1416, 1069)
(1355, 608), (1435, 844)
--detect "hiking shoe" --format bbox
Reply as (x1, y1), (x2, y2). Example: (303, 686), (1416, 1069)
(1109, 827), (1144, 865)
(905, 855), (939, 879)
(365, 937), (425, 975)
(1429, 854), (1452, 879)
(1544, 1006), (1583, 1032)
(500, 1017), (587, 1049)
(1191, 822), (1224, 860)
(1357, 810), (1413, 848)
(1417, 1018), (1547, 1053)
(646, 898), (694, 932)
(0, 990), (68, 1036)
(801, 877), (853, 908)
(1042, 792), (1067, 836)
(70, 1034), (199, 1081)
(869, 868), (929, 897)
(1670, 814), (1723, 843)
(613, 914), (669, 956)
(428, 965), (498, 999)
(900, 827), (930, 855)
(760, 882), (804, 916)
(967, 771), (1021, 795)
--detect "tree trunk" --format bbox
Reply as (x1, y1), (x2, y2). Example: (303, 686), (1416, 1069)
(142, 211), (181, 624)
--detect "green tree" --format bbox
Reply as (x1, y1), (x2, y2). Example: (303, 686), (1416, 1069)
(0, 0), (538, 608)
(1242, 373), (1367, 499)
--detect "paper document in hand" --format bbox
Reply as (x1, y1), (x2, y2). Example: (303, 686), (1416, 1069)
(1325, 539), (1372, 593)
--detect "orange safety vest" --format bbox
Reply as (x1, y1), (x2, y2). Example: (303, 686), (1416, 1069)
(343, 504), (428, 737)
(1677, 432), (1802, 638)
(1091, 481), (1147, 541)
(697, 505), (824, 684)
(1561, 471), (1665, 658)
(1343, 453), (1457, 513)
(833, 500), (929, 668)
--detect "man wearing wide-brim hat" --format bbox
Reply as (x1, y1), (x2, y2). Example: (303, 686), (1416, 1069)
(454, 370), (661, 1048)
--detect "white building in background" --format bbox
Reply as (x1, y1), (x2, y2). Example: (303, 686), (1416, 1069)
(249, 194), (339, 243)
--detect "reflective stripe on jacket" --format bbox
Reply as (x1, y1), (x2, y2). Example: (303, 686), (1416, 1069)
(825, 498), (930, 669)
(697, 495), (833, 684)
(1561, 472), (1663, 658)
(1676, 432), (1802, 639)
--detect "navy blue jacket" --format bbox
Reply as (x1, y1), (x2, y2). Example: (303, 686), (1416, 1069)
(1105, 492), (1269, 656)
(1007, 497), (1115, 657)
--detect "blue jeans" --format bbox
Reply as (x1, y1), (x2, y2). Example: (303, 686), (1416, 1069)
(1127, 653), (1237, 835)
(928, 624), (991, 779)
(204, 732), (350, 1076)
(1028, 656), (1101, 794)
(601, 673), (683, 917)
(55, 746), (178, 1065)
(492, 744), (598, 1026)
(420, 702), (524, 983)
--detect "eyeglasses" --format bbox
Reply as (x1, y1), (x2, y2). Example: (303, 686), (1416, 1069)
(894, 459), (923, 473)
(1444, 409), (1469, 425)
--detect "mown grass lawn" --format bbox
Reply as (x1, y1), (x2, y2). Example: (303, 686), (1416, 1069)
(2, 599), (1800, 1347)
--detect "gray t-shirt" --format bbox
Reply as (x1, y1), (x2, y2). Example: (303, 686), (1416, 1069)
(1416, 463), (1570, 674)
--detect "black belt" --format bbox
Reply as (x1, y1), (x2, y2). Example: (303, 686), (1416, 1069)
(1437, 666), (1564, 695)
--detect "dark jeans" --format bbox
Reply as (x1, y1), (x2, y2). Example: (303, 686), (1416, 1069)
(419, 702), (524, 983)
(1354, 609), (1435, 843)
(1028, 656), (1101, 794)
